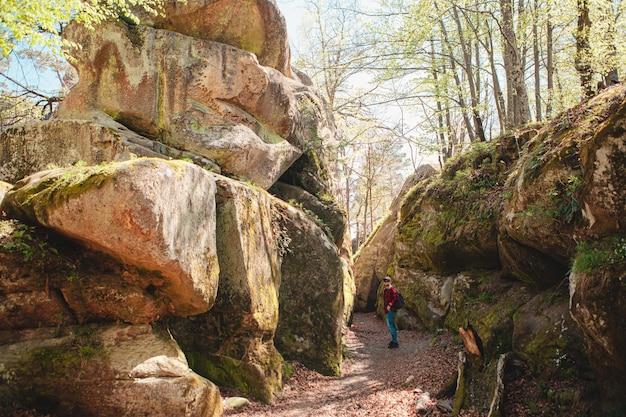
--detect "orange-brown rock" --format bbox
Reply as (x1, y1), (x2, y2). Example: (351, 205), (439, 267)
(2, 159), (220, 317)
(138, 0), (293, 77)
(55, 20), (332, 189)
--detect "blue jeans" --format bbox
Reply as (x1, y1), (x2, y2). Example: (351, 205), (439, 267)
(386, 311), (397, 343)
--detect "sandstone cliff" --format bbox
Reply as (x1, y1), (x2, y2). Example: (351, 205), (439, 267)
(0, 1), (353, 416)
(354, 85), (626, 415)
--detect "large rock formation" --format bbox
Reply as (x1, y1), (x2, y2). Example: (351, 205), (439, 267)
(2, 159), (220, 317)
(353, 86), (626, 414)
(0, 1), (352, 416)
(1, 6), (333, 190)
(53, 19), (331, 190)
(0, 324), (223, 417)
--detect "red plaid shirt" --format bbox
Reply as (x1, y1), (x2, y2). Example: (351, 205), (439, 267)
(384, 286), (398, 312)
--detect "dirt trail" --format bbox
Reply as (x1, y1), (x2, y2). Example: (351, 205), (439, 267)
(222, 312), (465, 417)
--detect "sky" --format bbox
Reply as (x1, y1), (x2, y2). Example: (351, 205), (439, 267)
(276, 0), (307, 55)
(275, 0), (439, 169)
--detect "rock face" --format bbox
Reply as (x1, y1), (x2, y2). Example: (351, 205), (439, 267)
(169, 176), (284, 404)
(0, 1), (351, 415)
(273, 199), (353, 376)
(53, 19), (331, 190)
(0, 324), (223, 417)
(3, 159), (220, 317)
(354, 86), (626, 413)
(137, 0), (293, 77)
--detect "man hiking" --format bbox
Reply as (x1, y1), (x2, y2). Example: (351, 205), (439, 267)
(383, 276), (399, 348)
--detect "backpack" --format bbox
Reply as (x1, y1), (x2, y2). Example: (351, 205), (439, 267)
(394, 290), (404, 309)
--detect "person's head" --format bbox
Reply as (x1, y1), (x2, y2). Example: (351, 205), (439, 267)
(383, 276), (391, 288)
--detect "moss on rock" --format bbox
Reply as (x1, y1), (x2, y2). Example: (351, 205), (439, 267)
(186, 348), (283, 404)
(4, 328), (108, 415)
(396, 141), (509, 274)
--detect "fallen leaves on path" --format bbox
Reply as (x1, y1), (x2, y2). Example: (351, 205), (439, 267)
(222, 312), (485, 417)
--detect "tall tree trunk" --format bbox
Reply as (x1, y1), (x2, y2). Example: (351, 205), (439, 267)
(499, 0), (531, 130)
(354, 202), (363, 249)
(363, 144), (371, 238)
(546, 1), (554, 117)
(475, 38), (481, 106)
(575, 0), (594, 98)
(466, 15), (506, 135)
(452, 5), (486, 142)
(517, 0), (528, 77)
(435, 8), (476, 142)
(340, 146), (352, 239)
(489, 27), (507, 134)
(430, 40), (450, 164)
(533, 0), (542, 121)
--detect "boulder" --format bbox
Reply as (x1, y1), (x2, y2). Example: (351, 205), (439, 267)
(169, 176), (284, 404)
(137, 0), (293, 77)
(396, 142), (505, 275)
(0, 324), (222, 417)
(501, 86), (626, 266)
(271, 148), (352, 264)
(56, 20), (333, 189)
(269, 181), (346, 246)
(391, 267), (456, 330)
(0, 118), (220, 184)
(1, 158), (219, 317)
(570, 246), (626, 410)
(273, 199), (350, 376)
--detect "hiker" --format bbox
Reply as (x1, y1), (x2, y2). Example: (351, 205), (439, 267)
(383, 276), (399, 348)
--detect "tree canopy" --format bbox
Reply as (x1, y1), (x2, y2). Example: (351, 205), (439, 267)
(0, 0), (167, 57)
(289, 0), (626, 245)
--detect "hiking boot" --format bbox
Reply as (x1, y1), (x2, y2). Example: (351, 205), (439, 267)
(388, 341), (399, 349)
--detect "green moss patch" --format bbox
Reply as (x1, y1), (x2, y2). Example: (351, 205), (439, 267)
(5, 329), (108, 415)
(186, 350), (283, 404)
(573, 234), (626, 275)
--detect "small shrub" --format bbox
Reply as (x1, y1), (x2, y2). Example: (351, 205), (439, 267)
(2, 224), (37, 261)
(573, 235), (626, 274)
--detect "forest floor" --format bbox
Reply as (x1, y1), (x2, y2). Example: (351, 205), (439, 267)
(222, 312), (485, 417)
